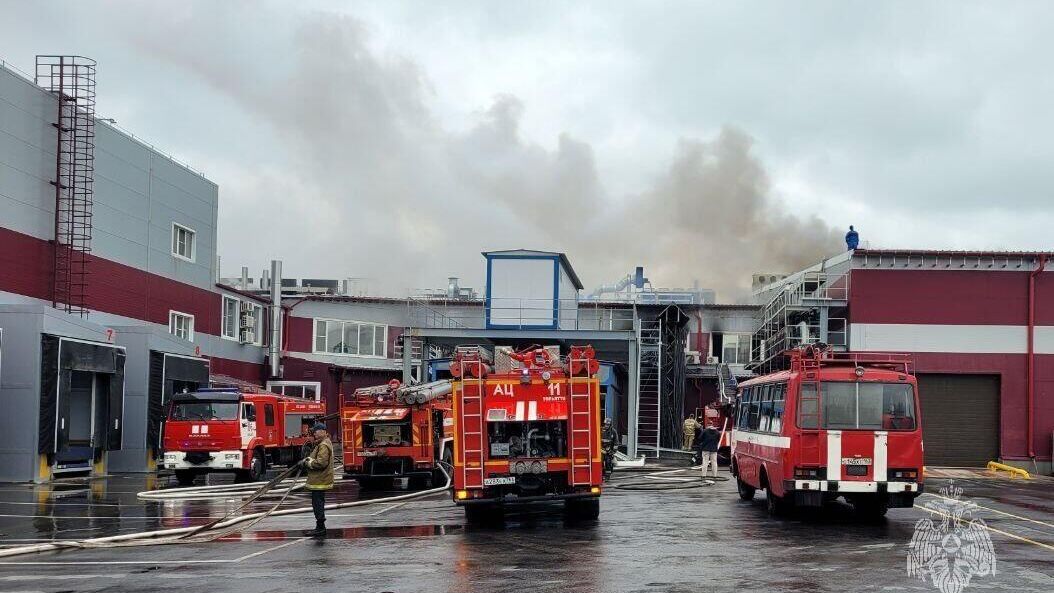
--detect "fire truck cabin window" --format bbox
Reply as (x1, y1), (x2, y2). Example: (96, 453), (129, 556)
(170, 401), (239, 420)
(821, 382), (916, 430)
(487, 421), (566, 458)
(363, 421), (411, 447)
(264, 404), (275, 427)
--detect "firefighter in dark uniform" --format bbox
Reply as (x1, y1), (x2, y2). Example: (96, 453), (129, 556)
(601, 418), (618, 481)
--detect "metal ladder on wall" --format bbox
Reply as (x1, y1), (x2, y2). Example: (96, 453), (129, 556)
(458, 361), (486, 488)
(567, 354), (594, 486)
(636, 320), (662, 456)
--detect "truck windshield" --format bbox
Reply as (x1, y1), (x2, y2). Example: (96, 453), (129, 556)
(169, 401), (239, 421)
(819, 382), (916, 430)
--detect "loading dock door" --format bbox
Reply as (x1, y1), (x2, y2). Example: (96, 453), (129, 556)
(916, 374), (1000, 467)
(39, 336), (126, 458)
(148, 352), (209, 454)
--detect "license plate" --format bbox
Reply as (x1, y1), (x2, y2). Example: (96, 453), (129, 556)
(842, 457), (872, 466)
(483, 476), (515, 486)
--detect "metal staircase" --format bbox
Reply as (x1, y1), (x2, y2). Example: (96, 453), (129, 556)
(716, 362), (737, 404)
(636, 320), (662, 456)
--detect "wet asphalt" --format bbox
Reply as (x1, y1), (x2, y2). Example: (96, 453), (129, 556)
(0, 467), (1051, 593)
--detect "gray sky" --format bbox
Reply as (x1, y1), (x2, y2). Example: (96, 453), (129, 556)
(3, 1), (1053, 301)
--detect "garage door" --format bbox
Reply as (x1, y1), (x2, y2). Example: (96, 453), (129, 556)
(916, 374), (999, 467)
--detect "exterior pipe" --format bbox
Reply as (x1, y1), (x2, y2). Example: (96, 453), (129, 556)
(1026, 254), (1047, 460)
(269, 260), (282, 378)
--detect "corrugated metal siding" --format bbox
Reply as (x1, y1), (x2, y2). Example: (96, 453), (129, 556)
(917, 373), (1000, 467)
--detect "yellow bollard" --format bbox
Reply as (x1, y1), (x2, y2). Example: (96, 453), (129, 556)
(986, 460), (1031, 479)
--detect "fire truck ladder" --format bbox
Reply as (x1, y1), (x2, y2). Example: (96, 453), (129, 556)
(568, 354), (594, 486)
(636, 320), (662, 457)
(796, 354), (824, 467)
(458, 361), (486, 489)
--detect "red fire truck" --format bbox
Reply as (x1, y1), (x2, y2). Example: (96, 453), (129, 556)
(162, 388), (326, 485)
(731, 345), (924, 518)
(451, 346), (603, 522)
(341, 379), (454, 489)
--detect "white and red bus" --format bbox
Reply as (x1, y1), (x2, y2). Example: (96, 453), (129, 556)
(731, 345), (923, 517)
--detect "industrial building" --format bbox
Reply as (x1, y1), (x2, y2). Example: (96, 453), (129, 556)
(0, 59), (269, 481)
(1, 54), (1051, 484)
(752, 249), (1054, 473)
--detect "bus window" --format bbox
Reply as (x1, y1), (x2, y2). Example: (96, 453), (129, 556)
(821, 382), (916, 430)
(749, 386), (761, 430)
(771, 383), (786, 433)
(758, 385), (773, 432)
(799, 383), (818, 429)
(739, 387), (753, 429)
(824, 382), (857, 428)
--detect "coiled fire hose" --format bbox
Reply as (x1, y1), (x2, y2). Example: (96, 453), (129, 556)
(0, 462), (452, 559)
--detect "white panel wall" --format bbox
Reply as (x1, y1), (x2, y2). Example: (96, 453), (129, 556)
(558, 266), (579, 330)
(488, 258), (556, 327)
(848, 323), (1046, 354)
(0, 66), (219, 291)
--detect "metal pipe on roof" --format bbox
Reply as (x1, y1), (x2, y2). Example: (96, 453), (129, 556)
(269, 260), (282, 378)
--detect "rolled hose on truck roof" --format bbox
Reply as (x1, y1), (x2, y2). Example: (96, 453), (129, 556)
(0, 461), (453, 559)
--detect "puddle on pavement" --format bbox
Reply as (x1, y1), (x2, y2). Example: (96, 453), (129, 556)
(220, 524), (463, 541)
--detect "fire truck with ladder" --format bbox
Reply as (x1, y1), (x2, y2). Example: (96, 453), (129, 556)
(731, 345), (924, 518)
(162, 388), (326, 485)
(341, 379), (454, 489)
(451, 345), (603, 522)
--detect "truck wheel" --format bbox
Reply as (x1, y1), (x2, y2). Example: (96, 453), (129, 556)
(766, 490), (792, 516)
(853, 497), (889, 520)
(565, 498), (600, 521)
(736, 478), (756, 501)
(247, 453), (265, 482)
(175, 470), (196, 487)
(464, 504), (502, 525)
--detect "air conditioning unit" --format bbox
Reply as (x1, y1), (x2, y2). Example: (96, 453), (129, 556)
(239, 328), (256, 345)
(685, 351), (701, 365)
(705, 356), (719, 365)
(240, 302), (256, 329)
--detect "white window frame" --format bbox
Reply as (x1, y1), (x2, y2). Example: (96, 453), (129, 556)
(221, 295), (239, 340)
(312, 318), (388, 358)
(171, 222), (196, 262)
(712, 332), (753, 365)
(266, 380), (323, 402)
(169, 310), (195, 342)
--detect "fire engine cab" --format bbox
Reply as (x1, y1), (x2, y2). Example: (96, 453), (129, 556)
(162, 388), (325, 485)
(731, 345), (924, 517)
(341, 379), (454, 489)
(451, 346), (603, 522)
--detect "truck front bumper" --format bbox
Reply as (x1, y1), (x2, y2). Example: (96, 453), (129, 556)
(163, 450), (243, 471)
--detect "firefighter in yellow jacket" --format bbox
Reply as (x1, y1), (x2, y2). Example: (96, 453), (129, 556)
(302, 423), (334, 537)
(682, 415), (698, 450)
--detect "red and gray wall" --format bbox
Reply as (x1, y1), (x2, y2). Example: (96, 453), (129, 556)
(848, 256), (1054, 469)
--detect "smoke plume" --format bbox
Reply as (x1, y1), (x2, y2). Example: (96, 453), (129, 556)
(133, 10), (841, 301)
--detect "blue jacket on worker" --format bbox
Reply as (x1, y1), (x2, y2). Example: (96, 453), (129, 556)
(845, 225), (859, 250)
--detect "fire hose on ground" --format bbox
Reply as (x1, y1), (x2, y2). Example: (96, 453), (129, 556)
(0, 461), (453, 559)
